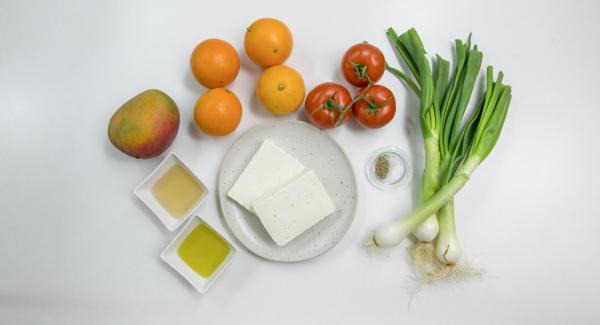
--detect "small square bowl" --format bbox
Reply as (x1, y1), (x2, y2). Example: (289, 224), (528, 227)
(161, 215), (237, 293)
(134, 152), (208, 231)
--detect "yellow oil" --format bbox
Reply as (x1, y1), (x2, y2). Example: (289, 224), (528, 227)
(151, 164), (204, 218)
(178, 224), (230, 278)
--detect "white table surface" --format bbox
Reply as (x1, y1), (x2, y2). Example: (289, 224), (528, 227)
(1, 0), (599, 324)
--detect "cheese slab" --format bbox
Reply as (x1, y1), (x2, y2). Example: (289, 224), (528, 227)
(252, 170), (336, 246)
(227, 140), (305, 212)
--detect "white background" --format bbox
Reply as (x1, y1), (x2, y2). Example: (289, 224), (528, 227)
(1, 0), (599, 324)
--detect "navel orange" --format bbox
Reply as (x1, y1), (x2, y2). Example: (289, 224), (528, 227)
(190, 39), (240, 88)
(194, 88), (242, 136)
(256, 65), (305, 115)
(244, 18), (293, 68)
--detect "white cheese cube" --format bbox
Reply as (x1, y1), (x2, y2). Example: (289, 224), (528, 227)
(252, 170), (336, 246)
(227, 140), (305, 212)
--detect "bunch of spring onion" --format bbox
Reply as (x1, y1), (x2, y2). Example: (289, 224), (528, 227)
(366, 28), (512, 279)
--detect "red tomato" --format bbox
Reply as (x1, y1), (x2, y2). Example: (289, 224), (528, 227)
(352, 85), (396, 128)
(304, 82), (353, 129)
(341, 43), (385, 87)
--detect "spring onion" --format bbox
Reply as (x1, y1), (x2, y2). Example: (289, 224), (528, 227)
(369, 28), (512, 273)
(384, 28), (483, 260)
(384, 28), (442, 249)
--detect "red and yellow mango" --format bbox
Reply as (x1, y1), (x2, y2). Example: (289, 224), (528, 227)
(108, 89), (179, 159)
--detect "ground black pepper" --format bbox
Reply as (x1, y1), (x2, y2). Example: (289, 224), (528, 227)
(374, 154), (391, 179)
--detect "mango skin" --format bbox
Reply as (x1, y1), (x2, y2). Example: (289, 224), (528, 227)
(108, 89), (180, 159)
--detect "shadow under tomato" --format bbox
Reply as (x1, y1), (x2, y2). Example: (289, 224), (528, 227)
(295, 105), (310, 124)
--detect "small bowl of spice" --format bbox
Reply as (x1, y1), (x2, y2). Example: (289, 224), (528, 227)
(366, 146), (412, 190)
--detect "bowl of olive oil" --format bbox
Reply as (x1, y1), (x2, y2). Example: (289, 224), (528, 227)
(135, 152), (208, 231)
(161, 215), (237, 293)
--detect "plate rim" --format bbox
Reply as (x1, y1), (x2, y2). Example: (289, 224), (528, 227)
(217, 120), (358, 262)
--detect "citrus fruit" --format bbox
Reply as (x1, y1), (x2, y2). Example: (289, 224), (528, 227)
(244, 18), (293, 68)
(256, 65), (305, 115)
(194, 88), (242, 136)
(190, 39), (240, 88)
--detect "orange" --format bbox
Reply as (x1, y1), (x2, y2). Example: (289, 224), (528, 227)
(256, 65), (305, 115)
(194, 88), (242, 136)
(244, 18), (293, 68)
(190, 39), (240, 88)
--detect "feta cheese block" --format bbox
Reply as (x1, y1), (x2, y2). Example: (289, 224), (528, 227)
(227, 140), (305, 212)
(252, 170), (336, 246)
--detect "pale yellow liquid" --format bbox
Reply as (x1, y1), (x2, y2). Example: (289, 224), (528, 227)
(151, 164), (203, 218)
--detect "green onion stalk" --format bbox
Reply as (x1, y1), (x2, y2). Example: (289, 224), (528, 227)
(369, 28), (512, 278)
(373, 73), (511, 246)
(382, 28), (442, 274)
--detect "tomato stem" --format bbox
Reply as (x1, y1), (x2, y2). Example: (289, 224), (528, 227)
(362, 95), (392, 120)
(364, 96), (391, 113)
(324, 93), (342, 111)
(349, 60), (368, 82)
(335, 82), (374, 127)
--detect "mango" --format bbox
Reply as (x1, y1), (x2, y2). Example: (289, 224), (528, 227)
(108, 89), (180, 159)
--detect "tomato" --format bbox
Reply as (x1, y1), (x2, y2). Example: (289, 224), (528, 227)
(304, 82), (352, 129)
(352, 85), (396, 128)
(341, 43), (385, 87)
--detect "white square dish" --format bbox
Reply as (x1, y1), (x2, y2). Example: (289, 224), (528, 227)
(134, 152), (208, 231)
(160, 215), (237, 293)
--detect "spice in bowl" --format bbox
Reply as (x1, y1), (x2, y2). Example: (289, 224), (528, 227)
(366, 146), (412, 190)
(374, 153), (392, 180)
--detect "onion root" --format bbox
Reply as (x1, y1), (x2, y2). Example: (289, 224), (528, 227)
(363, 230), (389, 259)
(419, 261), (484, 284)
(408, 241), (441, 277)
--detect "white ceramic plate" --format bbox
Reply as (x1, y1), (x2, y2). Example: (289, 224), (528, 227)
(218, 121), (357, 262)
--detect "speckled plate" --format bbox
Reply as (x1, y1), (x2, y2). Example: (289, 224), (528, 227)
(218, 120), (357, 262)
